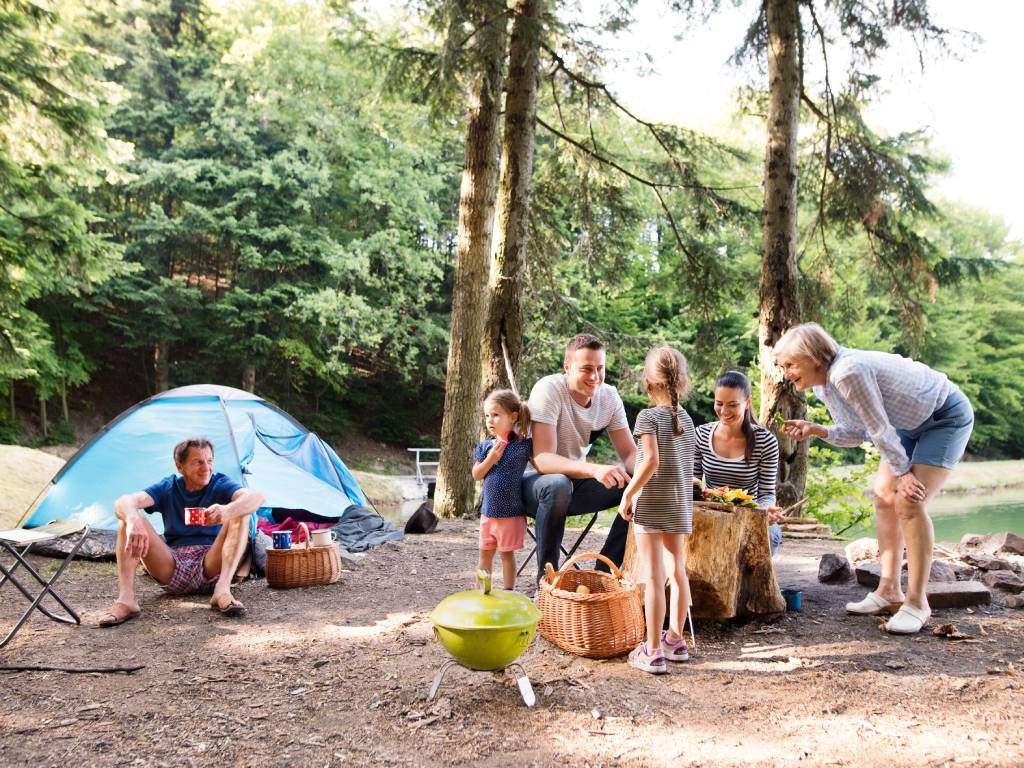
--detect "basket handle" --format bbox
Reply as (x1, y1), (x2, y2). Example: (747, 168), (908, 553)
(551, 551), (622, 590)
(298, 521), (311, 549)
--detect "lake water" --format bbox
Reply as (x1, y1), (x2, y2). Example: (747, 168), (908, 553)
(378, 488), (1024, 544)
(858, 488), (1024, 543)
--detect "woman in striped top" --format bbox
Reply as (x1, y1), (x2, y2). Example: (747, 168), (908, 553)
(618, 346), (696, 674)
(693, 371), (785, 554)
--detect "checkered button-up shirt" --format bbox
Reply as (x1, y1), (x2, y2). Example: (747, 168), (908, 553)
(812, 347), (956, 476)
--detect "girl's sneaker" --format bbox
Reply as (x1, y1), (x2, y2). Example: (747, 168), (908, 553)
(628, 642), (667, 674)
(661, 630), (689, 662)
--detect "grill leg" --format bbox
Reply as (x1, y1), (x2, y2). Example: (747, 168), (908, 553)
(428, 659), (457, 701)
(508, 662), (536, 707)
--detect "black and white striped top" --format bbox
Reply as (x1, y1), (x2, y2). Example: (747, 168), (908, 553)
(693, 422), (779, 506)
(632, 406), (696, 534)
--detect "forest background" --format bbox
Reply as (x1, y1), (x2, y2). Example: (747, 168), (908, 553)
(2, 0), (1022, 510)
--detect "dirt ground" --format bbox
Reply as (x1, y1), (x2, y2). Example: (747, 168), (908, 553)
(2, 521), (1022, 768)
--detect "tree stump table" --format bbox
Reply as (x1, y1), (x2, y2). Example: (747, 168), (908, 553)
(621, 502), (786, 621)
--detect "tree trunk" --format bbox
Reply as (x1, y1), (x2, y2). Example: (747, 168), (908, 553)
(61, 376), (69, 423)
(481, 0), (543, 397)
(154, 341), (170, 393)
(241, 365), (255, 393)
(434, 2), (508, 520)
(9, 382), (15, 421)
(758, 0), (807, 506)
(39, 395), (48, 438)
(622, 508), (786, 621)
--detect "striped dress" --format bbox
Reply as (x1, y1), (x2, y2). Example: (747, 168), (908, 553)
(693, 422), (779, 506)
(632, 406), (696, 534)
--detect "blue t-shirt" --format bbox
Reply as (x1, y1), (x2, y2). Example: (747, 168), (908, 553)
(143, 472), (243, 548)
(473, 436), (533, 519)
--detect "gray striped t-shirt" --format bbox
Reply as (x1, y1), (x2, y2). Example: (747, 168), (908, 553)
(527, 374), (629, 461)
(633, 406), (696, 534)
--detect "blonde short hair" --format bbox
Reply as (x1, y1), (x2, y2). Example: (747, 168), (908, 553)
(772, 322), (839, 367)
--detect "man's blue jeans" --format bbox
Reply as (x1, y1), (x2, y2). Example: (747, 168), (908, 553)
(521, 472), (626, 580)
(769, 522), (782, 556)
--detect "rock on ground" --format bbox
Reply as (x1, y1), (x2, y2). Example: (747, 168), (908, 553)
(960, 531), (1024, 557)
(961, 552), (1014, 571)
(818, 553), (853, 583)
(980, 569), (1024, 593)
(844, 537), (879, 564)
(928, 560), (958, 583)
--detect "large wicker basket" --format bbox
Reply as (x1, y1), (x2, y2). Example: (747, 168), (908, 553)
(265, 522), (342, 589)
(537, 552), (643, 659)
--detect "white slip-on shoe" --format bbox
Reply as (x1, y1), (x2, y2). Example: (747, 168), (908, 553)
(884, 604), (931, 634)
(845, 592), (901, 615)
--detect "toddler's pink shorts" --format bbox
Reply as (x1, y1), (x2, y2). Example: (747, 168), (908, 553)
(479, 516), (526, 552)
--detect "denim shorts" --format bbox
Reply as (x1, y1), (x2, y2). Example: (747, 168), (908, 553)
(897, 390), (974, 470)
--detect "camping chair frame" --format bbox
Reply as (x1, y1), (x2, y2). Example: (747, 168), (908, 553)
(0, 522), (90, 649)
(516, 511), (600, 578)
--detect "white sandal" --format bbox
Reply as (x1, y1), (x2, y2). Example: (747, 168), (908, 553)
(845, 592), (901, 615)
(884, 604), (931, 634)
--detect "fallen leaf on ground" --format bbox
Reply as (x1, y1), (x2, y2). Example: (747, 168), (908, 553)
(933, 623), (971, 640)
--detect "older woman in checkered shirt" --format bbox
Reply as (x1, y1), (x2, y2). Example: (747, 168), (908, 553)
(773, 323), (974, 635)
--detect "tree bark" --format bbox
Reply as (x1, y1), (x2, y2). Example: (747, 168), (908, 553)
(60, 376), (69, 423)
(481, 0), (543, 397)
(435, 2), (508, 520)
(39, 394), (48, 438)
(759, 0), (807, 506)
(154, 341), (170, 393)
(622, 507), (786, 621)
(241, 365), (255, 393)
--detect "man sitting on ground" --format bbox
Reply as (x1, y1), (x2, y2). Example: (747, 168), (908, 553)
(99, 437), (264, 626)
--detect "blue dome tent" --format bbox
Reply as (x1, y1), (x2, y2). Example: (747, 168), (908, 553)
(23, 385), (399, 551)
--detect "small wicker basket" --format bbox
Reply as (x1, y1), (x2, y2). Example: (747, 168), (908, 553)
(537, 552), (644, 659)
(265, 522), (342, 589)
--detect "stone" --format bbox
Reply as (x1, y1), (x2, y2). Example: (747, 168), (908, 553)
(980, 570), (1024, 593)
(960, 533), (986, 549)
(951, 562), (975, 580)
(961, 552), (1013, 571)
(338, 549), (364, 569)
(856, 563), (883, 589)
(960, 532), (1024, 556)
(854, 565), (992, 608)
(818, 553), (853, 583)
(925, 581), (991, 609)
(991, 532), (1024, 556)
(928, 560), (957, 583)
(1006, 594), (1024, 609)
(845, 538), (879, 564)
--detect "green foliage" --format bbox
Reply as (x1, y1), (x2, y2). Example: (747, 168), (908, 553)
(0, 0), (1020, 468)
(0, 419), (17, 444)
(0, 0), (126, 393)
(804, 443), (880, 534)
(28, 418), (75, 447)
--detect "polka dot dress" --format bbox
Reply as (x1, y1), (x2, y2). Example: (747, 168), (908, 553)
(473, 436), (533, 518)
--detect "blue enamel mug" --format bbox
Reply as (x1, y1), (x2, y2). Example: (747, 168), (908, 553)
(272, 530), (293, 550)
(781, 588), (802, 611)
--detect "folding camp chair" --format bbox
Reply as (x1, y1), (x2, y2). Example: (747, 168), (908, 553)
(516, 510), (601, 577)
(0, 520), (90, 649)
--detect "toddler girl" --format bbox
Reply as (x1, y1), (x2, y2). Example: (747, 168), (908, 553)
(618, 346), (696, 674)
(472, 389), (533, 591)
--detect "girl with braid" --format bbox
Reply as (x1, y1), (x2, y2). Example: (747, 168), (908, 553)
(618, 346), (696, 674)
